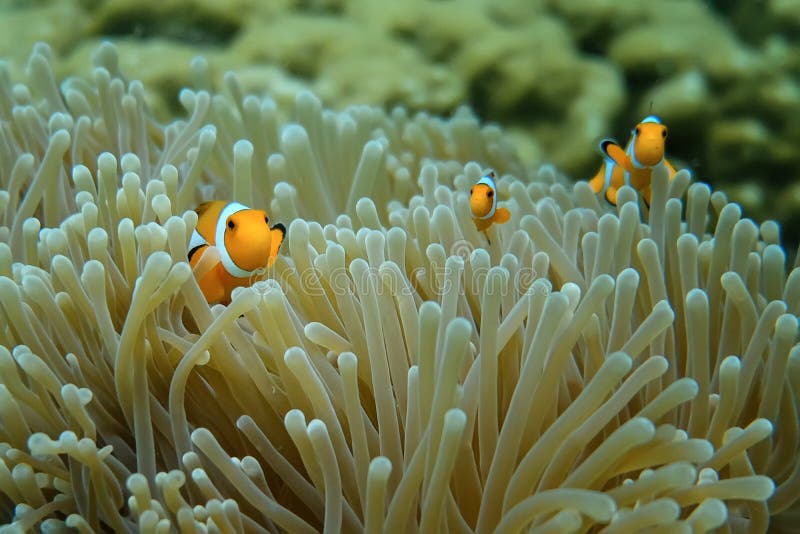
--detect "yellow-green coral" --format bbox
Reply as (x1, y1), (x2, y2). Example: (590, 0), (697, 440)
(5, 0), (799, 246)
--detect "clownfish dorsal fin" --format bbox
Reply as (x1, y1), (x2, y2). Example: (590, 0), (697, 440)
(640, 114), (662, 125)
(194, 201), (214, 216)
(600, 138), (634, 172)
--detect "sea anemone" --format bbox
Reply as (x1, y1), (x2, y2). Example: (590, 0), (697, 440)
(1, 42), (799, 533)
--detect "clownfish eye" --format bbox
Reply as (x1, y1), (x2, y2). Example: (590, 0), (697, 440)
(470, 188), (474, 195)
(662, 128), (667, 138)
(635, 127), (641, 135)
(227, 220), (235, 230)
(264, 216), (269, 224)
(487, 190), (494, 198)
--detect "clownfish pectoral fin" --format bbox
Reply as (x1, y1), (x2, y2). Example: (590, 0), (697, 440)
(598, 138), (618, 159)
(272, 222), (286, 241)
(189, 244), (221, 281)
(600, 138), (633, 172)
(268, 223), (286, 264)
(191, 249), (227, 304)
(492, 207), (511, 225)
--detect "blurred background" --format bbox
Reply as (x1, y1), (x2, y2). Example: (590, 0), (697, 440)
(2, 0), (799, 251)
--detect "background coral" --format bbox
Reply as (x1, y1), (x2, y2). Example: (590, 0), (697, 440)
(1, 0), (798, 248)
(1, 42), (799, 532)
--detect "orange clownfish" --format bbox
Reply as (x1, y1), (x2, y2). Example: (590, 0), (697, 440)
(588, 115), (677, 206)
(188, 201), (286, 305)
(470, 171), (510, 242)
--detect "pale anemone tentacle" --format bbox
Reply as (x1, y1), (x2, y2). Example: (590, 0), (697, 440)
(0, 42), (798, 533)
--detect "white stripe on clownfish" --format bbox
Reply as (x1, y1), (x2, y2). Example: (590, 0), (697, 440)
(214, 202), (253, 278)
(190, 201), (257, 279)
(627, 115), (665, 170)
(474, 174), (497, 220)
(189, 228), (207, 252)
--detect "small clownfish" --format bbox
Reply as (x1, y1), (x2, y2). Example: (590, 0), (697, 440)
(188, 201), (286, 305)
(588, 115), (677, 206)
(470, 171), (510, 243)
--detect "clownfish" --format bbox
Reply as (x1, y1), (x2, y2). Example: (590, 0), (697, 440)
(588, 115), (677, 206)
(470, 171), (510, 243)
(188, 201), (286, 305)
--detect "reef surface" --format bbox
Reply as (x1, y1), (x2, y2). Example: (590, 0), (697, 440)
(1, 0), (799, 246)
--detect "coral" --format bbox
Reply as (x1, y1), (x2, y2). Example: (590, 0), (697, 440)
(4, 0), (800, 244)
(1, 42), (800, 533)
(3, 0), (799, 251)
